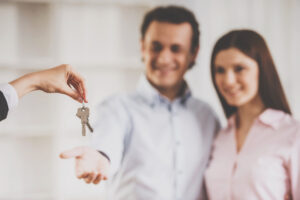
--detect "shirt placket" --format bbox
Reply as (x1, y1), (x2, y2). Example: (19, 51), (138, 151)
(230, 154), (238, 200)
(229, 122), (256, 200)
(168, 103), (183, 200)
(225, 122), (237, 200)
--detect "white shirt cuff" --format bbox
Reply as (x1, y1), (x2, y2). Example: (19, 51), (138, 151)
(0, 83), (19, 111)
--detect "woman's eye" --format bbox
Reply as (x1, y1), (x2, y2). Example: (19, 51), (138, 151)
(235, 65), (244, 72)
(215, 67), (225, 74)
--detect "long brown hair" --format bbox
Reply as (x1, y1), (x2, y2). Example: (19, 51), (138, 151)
(210, 29), (291, 118)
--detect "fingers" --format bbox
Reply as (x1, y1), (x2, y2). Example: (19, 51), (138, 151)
(67, 67), (87, 103)
(84, 172), (97, 184)
(93, 174), (102, 184)
(60, 82), (83, 103)
(52, 64), (87, 103)
(77, 171), (89, 179)
(59, 147), (84, 159)
(77, 171), (105, 184)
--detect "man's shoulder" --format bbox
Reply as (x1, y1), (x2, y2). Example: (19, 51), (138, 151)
(96, 91), (141, 108)
(189, 97), (219, 120)
(189, 97), (215, 112)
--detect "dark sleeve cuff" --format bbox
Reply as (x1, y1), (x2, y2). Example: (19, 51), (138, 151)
(98, 150), (111, 162)
(0, 91), (9, 121)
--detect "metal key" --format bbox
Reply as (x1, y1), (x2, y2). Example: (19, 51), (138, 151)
(76, 103), (93, 136)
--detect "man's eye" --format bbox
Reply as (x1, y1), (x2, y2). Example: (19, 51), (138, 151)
(171, 45), (180, 53)
(215, 67), (225, 74)
(152, 44), (162, 52)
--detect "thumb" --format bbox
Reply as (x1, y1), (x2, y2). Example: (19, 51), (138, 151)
(60, 146), (84, 159)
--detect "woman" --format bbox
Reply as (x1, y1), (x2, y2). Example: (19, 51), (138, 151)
(205, 30), (300, 199)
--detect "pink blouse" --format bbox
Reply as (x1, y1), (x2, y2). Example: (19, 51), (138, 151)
(205, 109), (300, 200)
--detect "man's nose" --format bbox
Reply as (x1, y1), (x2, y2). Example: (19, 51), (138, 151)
(157, 49), (172, 65)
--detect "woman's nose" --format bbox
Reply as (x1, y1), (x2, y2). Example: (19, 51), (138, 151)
(223, 71), (237, 86)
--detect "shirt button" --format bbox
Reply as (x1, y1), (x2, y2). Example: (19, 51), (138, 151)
(176, 141), (180, 146)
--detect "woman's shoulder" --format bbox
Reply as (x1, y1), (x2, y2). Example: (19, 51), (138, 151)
(261, 109), (300, 144)
(253, 108), (299, 130)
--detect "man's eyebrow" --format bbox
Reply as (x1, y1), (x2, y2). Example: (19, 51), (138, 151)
(171, 43), (181, 47)
(151, 41), (161, 45)
(151, 41), (183, 48)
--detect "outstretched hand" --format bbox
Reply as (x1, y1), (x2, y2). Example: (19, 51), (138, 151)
(60, 146), (110, 184)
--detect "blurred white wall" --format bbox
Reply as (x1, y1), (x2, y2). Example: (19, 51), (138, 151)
(0, 0), (299, 199)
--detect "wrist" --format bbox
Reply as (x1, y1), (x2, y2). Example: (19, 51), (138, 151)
(28, 71), (43, 91)
(98, 151), (111, 163)
(9, 72), (38, 98)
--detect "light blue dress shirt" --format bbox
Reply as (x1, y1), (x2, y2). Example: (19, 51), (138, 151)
(91, 75), (220, 200)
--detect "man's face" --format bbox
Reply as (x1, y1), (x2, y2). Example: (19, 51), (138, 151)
(141, 21), (198, 91)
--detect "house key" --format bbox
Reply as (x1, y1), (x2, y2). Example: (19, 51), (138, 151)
(76, 103), (93, 136)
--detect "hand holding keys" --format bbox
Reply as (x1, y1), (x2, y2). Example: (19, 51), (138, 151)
(76, 103), (93, 136)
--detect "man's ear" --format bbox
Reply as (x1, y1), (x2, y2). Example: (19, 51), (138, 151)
(140, 38), (146, 51)
(192, 46), (200, 61)
(140, 38), (145, 62)
(188, 46), (200, 69)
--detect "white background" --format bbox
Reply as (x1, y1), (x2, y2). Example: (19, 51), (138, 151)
(0, 0), (299, 199)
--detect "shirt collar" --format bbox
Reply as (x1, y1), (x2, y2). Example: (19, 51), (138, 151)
(224, 108), (286, 131)
(225, 114), (236, 131)
(136, 74), (192, 107)
(257, 108), (286, 129)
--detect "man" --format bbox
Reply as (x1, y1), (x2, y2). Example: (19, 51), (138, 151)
(0, 64), (87, 121)
(61, 6), (219, 200)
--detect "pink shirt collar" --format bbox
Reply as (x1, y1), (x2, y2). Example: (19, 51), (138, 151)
(226, 108), (287, 131)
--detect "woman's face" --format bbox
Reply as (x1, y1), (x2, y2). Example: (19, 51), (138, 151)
(214, 48), (260, 107)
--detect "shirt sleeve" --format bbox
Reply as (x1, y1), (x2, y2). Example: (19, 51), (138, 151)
(289, 126), (300, 199)
(90, 96), (132, 177)
(200, 103), (221, 200)
(0, 83), (19, 121)
(0, 90), (8, 121)
(0, 83), (19, 111)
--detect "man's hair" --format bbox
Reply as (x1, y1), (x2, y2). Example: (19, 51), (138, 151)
(141, 5), (200, 53)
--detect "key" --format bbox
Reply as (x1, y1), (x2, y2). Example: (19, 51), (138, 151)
(81, 103), (93, 134)
(76, 103), (93, 136)
(86, 120), (94, 133)
(76, 106), (87, 136)
(81, 119), (86, 136)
